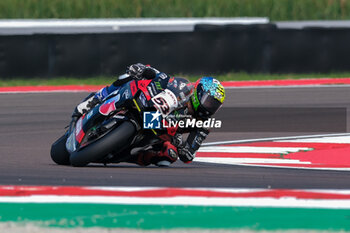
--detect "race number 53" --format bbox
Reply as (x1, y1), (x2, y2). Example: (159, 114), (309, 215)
(151, 89), (178, 117)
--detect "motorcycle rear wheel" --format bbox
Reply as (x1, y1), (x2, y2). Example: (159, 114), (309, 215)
(69, 121), (136, 167)
(50, 133), (70, 165)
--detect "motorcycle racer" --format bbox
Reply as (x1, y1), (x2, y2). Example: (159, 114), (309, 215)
(133, 76), (225, 167)
(72, 63), (225, 167)
(171, 76), (225, 163)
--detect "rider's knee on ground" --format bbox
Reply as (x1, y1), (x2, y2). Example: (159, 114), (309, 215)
(132, 143), (179, 167)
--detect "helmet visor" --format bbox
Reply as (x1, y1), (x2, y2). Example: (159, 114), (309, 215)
(199, 92), (222, 116)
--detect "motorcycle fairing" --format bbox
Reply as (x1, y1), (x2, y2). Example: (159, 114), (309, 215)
(75, 115), (85, 143)
(66, 105), (106, 153)
(64, 76), (188, 162)
(137, 79), (152, 100)
(99, 94), (120, 116)
(130, 80), (138, 96)
(66, 113), (88, 153)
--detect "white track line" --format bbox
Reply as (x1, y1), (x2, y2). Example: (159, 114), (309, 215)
(1, 196), (350, 209)
(195, 157), (310, 165)
(194, 160), (350, 171)
(203, 133), (350, 146)
(277, 135), (350, 144)
(198, 146), (311, 154)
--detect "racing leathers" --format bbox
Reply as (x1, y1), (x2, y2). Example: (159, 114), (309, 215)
(73, 63), (209, 166)
(74, 63), (160, 117)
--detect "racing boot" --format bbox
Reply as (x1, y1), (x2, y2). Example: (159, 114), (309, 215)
(132, 141), (178, 167)
(72, 92), (100, 119)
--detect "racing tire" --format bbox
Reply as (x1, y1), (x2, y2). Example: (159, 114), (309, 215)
(50, 133), (70, 165)
(69, 121), (136, 167)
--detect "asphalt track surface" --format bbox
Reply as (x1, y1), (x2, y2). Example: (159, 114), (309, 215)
(1, 86), (350, 189)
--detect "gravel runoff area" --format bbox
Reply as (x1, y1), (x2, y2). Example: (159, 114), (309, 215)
(0, 224), (344, 233)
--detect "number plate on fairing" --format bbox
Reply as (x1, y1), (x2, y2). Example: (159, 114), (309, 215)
(151, 89), (178, 117)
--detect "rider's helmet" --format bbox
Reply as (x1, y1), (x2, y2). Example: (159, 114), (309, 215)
(191, 77), (225, 118)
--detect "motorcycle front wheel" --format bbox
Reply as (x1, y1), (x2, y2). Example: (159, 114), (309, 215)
(69, 121), (136, 167)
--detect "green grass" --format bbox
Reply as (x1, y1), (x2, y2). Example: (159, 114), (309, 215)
(1, 72), (350, 87)
(0, 0), (350, 21)
(1, 203), (350, 230)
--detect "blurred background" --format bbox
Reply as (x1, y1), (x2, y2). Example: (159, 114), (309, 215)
(0, 0), (348, 20)
(1, 0), (350, 83)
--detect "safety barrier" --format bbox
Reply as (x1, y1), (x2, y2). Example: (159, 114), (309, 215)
(1, 21), (350, 77)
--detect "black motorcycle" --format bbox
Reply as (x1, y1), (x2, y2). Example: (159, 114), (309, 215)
(50, 77), (193, 167)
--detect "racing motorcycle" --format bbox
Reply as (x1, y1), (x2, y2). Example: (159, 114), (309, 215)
(50, 76), (193, 167)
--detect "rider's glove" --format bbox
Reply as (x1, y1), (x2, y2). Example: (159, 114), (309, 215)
(127, 63), (146, 79)
(171, 133), (183, 147)
(178, 143), (195, 163)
